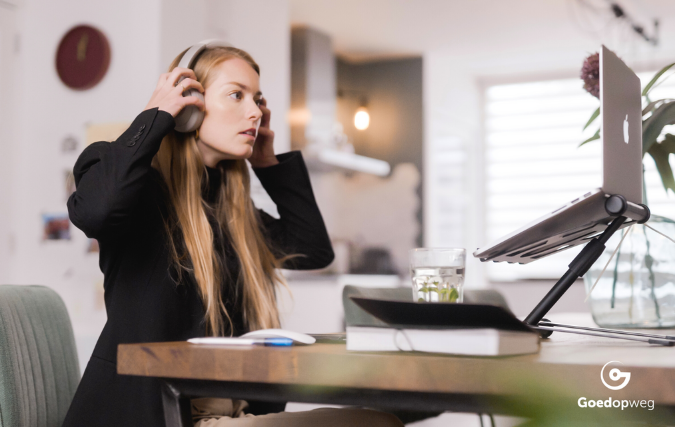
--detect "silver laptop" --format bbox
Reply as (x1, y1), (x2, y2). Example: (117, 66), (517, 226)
(474, 45), (646, 264)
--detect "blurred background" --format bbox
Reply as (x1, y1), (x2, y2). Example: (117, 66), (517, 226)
(2, 1), (675, 424)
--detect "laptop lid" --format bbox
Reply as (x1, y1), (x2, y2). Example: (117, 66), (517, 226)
(473, 46), (646, 264)
(601, 45), (643, 204)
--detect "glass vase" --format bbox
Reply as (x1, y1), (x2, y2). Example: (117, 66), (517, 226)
(584, 215), (675, 328)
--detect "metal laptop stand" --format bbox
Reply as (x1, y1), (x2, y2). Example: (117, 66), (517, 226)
(522, 195), (675, 346)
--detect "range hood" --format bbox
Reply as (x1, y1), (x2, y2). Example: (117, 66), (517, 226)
(290, 27), (391, 176)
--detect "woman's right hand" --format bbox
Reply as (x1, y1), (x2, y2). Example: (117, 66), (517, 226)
(143, 67), (205, 118)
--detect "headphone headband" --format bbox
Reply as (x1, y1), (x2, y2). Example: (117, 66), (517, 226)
(177, 39), (231, 70)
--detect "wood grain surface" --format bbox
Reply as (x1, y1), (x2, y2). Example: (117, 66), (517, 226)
(118, 326), (675, 405)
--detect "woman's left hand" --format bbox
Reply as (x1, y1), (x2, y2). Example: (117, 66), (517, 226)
(248, 98), (279, 168)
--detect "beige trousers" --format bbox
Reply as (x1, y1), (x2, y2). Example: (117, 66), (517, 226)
(192, 398), (404, 427)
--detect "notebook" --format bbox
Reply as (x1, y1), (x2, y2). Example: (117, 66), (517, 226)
(347, 297), (540, 356)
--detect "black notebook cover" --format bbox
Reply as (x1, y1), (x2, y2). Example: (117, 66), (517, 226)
(350, 297), (535, 333)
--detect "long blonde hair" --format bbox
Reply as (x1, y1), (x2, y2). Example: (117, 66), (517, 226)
(152, 46), (288, 336)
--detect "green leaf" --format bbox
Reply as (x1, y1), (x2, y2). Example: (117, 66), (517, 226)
(583, 107), (600, 131)
(643, 100), (662, 117)
(647, 134), (675, 194)
(448, 288), (459, 303)
(642, 63), (675, 96)
(579, 128), (600, 147)
(642, 101), (675, 155)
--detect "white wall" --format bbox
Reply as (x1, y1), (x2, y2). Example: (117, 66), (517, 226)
(11, 0), (163, 368)
(0, 4), (18, 283)
(5, 0), (290, 371)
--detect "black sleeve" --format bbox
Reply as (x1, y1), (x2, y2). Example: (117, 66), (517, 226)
(67, 108), (176, 239)
(253, 151), (334, 270)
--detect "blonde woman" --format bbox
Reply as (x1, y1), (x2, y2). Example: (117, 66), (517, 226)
(62, 44), (403, 427)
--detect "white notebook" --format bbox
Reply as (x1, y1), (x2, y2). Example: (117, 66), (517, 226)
(346, 326), (540, 356)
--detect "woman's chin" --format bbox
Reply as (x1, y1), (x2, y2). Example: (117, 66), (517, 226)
(202, 142), (253, 161)
(226, 143), (254, 159)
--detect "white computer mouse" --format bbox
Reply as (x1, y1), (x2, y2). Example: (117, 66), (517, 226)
(241, 329), (316, 345)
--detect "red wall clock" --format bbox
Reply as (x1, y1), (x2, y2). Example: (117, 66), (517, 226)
(56, 25), (111, 90)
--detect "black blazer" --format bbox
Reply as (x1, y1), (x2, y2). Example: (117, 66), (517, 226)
(62, 108), (334, 427)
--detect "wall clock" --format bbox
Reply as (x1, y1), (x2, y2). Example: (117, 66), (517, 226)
(56, 25), (111, 90)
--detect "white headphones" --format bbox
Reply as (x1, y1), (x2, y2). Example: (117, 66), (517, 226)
(174, 39), (230, 133)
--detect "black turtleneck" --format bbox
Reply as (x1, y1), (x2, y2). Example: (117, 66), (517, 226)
(204, 164), (222, 204)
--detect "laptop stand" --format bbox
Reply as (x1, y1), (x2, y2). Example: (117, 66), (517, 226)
(522, 195), (675, 346)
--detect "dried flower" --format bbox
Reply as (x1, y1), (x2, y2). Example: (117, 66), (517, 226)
(581, 52), (600, 98)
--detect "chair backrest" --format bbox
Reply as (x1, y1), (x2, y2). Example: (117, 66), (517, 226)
(0, 285), (80, 427)
(342, 285), (512, 327)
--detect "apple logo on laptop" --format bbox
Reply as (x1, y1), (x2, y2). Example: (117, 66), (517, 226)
(623, 115), (629, 144)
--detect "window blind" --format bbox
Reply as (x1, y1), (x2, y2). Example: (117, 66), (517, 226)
(484, 72), (675, 280)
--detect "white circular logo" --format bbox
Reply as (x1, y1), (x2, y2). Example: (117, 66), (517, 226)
(601, 361), (631, 390)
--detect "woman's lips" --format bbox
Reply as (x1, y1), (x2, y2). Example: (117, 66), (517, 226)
(240, 128), (256, 140)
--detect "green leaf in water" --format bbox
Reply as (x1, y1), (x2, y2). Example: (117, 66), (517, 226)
(448, 288), (459, 303)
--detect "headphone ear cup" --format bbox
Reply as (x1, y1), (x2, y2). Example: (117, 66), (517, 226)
(174, 89), (205, 133)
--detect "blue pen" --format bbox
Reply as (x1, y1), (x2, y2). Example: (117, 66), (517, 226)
(261, 338), (294, 347)
(188, 337), (294, 346)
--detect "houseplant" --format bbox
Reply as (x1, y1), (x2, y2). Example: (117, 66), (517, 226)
(580, 53), (675, 328)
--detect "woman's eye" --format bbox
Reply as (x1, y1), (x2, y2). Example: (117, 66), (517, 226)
(255, 99), (263, 106)
(229, 91), (242, 100)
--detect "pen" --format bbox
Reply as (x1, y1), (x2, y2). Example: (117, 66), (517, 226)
(188, 337), (294, 346)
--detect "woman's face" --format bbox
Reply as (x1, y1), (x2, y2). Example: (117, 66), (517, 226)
(197, 57), (263, 167)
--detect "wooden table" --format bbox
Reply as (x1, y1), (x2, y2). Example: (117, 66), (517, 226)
(118, 318), (675, 426)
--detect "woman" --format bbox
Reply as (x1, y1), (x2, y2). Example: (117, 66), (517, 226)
(63, 44), (403, 427)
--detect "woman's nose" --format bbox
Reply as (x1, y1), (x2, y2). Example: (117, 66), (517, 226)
(248, 102), (262, 121)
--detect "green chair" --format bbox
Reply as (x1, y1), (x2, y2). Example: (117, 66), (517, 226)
(0, 285), (80, 427)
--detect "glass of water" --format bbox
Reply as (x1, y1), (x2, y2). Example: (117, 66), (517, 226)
(410, 248), (466, 303)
